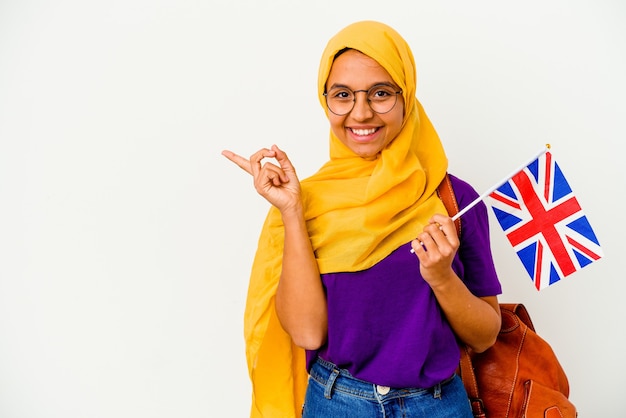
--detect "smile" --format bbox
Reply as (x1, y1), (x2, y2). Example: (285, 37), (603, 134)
(350, 128), (378, 136)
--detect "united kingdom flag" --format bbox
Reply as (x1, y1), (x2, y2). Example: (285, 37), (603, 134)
(488, 150), (603, 290)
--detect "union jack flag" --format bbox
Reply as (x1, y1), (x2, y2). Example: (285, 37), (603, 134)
(488, 150), (603, 290)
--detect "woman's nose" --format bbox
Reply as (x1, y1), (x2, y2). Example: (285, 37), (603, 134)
(349, 91), (374, 120)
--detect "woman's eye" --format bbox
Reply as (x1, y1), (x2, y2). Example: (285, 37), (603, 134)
(372, 89), (392, 98)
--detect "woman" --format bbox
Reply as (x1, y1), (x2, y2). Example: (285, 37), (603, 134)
(222, 20), (502, 418)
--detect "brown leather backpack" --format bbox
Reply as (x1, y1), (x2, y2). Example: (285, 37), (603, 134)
(438, 173), (577, 417)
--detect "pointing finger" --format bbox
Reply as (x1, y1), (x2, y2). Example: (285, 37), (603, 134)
(222, 150), (253, 175)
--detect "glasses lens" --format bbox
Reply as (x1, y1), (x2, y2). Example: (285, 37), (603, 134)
(368, 85), (399, 114)
(325, 88), (354, 115)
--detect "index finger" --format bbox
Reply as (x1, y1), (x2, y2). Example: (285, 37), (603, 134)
(430, 214), (459, 240)
(222, 150), (253, 175)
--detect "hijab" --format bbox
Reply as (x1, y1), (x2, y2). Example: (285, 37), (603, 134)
(243, 20), (448, 417)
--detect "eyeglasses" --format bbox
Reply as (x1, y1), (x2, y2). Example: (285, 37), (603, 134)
(323, 84), (403, 116)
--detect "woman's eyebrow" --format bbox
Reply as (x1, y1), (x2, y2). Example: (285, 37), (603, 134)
(327, 81), (397, 90)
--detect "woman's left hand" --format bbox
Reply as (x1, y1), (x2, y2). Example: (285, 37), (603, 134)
(410, 214), (460, 288)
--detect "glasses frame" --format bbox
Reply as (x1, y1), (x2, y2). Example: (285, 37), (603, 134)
(323, 84), (403, 116)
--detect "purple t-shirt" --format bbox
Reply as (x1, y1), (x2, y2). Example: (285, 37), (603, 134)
(306, 174), (502, 388)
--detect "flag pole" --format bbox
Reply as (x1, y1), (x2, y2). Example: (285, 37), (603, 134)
(450, 144), (551, 221)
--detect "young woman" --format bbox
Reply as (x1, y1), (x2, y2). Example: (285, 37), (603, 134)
(223, 20), (502, 418)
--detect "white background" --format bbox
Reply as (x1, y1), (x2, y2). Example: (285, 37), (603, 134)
(1, 1), (624, 417)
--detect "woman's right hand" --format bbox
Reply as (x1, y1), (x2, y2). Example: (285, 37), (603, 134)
(221, 144), (302, 213)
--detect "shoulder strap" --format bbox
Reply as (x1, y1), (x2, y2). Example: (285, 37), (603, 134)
(437, 173), (462, 237)
(441, 174), (484, 415)
(459, 346), (487, 417)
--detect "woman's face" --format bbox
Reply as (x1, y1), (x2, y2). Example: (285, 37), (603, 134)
(325, 49), (405, 159)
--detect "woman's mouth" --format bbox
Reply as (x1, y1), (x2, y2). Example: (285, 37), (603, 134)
(350, 127), (378, 136)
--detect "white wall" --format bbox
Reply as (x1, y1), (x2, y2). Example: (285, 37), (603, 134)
(1, 0), (624, 416)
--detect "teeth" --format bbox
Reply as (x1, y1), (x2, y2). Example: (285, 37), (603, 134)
(351, 128), (377, 136)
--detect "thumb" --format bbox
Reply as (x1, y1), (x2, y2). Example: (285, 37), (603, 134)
(272, 144), (296, 175)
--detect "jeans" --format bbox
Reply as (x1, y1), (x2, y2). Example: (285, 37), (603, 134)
(302, 357), (473, 418)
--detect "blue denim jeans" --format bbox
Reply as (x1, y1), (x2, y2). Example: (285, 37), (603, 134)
(302, 357), (473, 418)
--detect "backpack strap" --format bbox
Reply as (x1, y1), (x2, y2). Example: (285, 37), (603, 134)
(437, 173), (462, 237)
(459, 346), (487, 418)
(440, 174), (484, 416)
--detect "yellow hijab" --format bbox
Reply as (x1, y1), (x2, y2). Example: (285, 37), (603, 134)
(244, 21), (448, 417)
